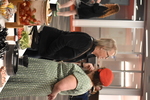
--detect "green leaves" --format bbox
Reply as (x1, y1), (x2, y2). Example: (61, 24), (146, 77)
(19, 31), (30, 49)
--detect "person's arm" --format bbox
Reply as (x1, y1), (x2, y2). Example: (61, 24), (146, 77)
(90, 0), (101, 4)
(90, 0), (95, 4)
(48, 75), (77, 100)
(75, 62), (95, 71)
(96, 0), (101, 3)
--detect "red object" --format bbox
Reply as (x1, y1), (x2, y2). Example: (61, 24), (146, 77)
(98, 68), (114, 86)
(18, 28), (24, 39)
(19, 1), (39, 25)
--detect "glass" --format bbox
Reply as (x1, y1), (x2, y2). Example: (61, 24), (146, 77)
(98, 53), (142, 89)
(101, 27), (132, 52)
(134, 28), (144, 52)
(99, 54), (142, 71)
(100, 27), (144, 53)
(110, 72), (141, 89)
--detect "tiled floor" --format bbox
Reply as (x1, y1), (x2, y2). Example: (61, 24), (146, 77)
(48, 0), (70, 31)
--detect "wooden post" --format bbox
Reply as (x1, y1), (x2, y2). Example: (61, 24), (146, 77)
(5, 22), (23, 28)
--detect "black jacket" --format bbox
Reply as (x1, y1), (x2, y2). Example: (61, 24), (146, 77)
(39, 26), (96, 62)
(77, 2), (108, 19)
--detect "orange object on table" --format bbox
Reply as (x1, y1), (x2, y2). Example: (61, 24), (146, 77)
(17, 0), (50, 26)
(18, 1), (41, 26)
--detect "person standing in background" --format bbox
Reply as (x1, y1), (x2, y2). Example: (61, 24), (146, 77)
(54, 0), (120, 19)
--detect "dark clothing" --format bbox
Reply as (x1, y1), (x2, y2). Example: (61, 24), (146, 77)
(23, 26), (95, 99)
(77, 2), (108, 19)
(81, 0), (90, 3)
(38, 26), (96, 62)
(70, 91), (90, 100)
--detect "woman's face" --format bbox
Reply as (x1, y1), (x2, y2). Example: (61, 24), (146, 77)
(92, 47), (115, 59)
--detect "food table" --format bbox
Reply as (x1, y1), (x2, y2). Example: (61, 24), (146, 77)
(0, 0), (58, 93)
(0, 27), (27, 92)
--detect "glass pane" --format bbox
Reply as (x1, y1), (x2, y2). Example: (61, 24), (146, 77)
(99, 95), (140, 100)
(100, 28), (144, 53)
(98, 53), (142, 89)
(134, 28), (144, 52)
(124, 72), (141, 88)
(108, 72), (141, 89)
(101, 27), (132, 52)
(111, 72), (121, 87)
(99, 54), (142, 71)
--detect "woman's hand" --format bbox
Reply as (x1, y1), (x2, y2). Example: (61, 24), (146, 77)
(96, 0), (101, 3)
(47, 93), (57, 100)
(90, 0), (95, 4)
(83, 63), (95, 71)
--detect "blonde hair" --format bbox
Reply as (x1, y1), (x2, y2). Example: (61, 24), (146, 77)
(99, 4), (120, 18)
(95, 38), (117, 54)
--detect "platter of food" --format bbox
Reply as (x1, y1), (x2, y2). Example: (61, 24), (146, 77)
(17, 27), (32, 50)
(16, 0), (50, 26)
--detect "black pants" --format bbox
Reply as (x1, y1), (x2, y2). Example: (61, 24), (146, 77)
(50, 4), (57, 11)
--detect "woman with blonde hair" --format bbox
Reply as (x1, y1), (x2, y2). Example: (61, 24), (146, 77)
(99, 3), (120, 18)
(24, 26), (117, 62)
(55, 0), (120, 19)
